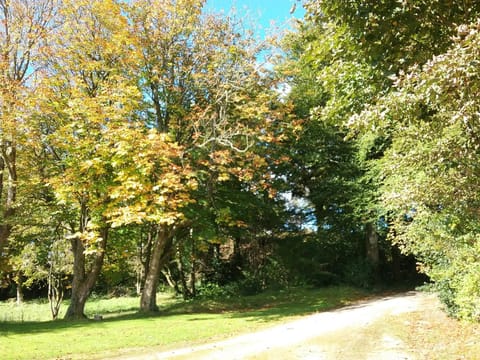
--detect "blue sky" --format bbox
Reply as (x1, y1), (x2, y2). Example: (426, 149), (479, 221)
(205, 0), (305, 38)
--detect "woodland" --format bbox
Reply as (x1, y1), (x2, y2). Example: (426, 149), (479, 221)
(1, 0), (480, 322)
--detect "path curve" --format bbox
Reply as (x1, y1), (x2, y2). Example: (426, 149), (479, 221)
(120, 291), (435, 360)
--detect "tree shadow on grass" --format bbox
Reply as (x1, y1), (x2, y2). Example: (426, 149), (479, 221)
(163, 286), (375, 323)
(0, 286), (384, 336)
(227, 289), (420, 323)
(0, 309), (155, 336)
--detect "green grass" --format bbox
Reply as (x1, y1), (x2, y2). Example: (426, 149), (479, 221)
(0, 295), (144, 322)
(0, 286), (369, 360)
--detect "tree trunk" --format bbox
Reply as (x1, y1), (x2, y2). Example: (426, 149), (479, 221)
(15, 276), (23, 305)
(140, 225), (174, 313)
(64, 226), (108, 320)
(365, 222), (379, 265)
(0, 143), (17, 254)
(0, 156), (4, 201)
(64, 280), (90, 320)
(391, 245), (402, 282)
(136, 227), (154, 295)
(48, 265), (64, 320)
(190, 239), (196, 298)
(177, 250), (191, 300)
(161, 266), (180, 293)
(0, 223), (12, 256)
(366, 222), (380, 283)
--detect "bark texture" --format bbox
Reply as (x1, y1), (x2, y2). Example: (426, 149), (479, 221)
(64, 225), (108, 320)
(140, 225), (174, 312)
(0, 143), (16, 254)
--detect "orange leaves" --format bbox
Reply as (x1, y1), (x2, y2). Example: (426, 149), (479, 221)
(1, 0), (284, 249)
(0, 0), (56, 150)
(209, 150), (232, 166)
(105, 127), (196, 228)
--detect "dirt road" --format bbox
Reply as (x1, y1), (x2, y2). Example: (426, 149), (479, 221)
(121, 291), (439, 360)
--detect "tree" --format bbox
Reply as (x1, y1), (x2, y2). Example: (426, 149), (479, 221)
(278, 1), (480, 288)
(47, 235), (72, 320)
(355, 22), (480, 319)
(277, 19), (384, 282)
(0, 0), (57, 259)
(39, 0), (141, 319)
(104, 127), (196, 312)
(299, 1), (480, 313)
(304, 0), (480, 74)
(128, 0), (277, 311)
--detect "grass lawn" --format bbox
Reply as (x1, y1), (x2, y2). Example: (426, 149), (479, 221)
(0, 286), (368, 360)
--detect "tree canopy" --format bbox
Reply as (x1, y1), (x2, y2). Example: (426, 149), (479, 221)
(2, 0), (480, 322)
(288, 0), (480, 319)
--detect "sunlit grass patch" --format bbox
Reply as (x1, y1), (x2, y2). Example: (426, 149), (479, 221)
(0, 286), (369, 360)
(0, 299), (65, 322)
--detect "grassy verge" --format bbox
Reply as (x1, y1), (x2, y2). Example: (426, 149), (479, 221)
(385, 297), (480, 359)
(0, 286), (368, 360)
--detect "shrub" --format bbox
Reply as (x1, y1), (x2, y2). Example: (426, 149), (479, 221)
(341, 258), (376, 289)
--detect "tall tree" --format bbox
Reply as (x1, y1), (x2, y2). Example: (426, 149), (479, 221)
(39, 0), (141, 319)
(356, 22), (480, 319)
(279, 1), (480, 285)
(0, 0), (56, 256)
(277, 19), (383, 279)
(104, 127), (196, 312)
(128, 0), (275, 311)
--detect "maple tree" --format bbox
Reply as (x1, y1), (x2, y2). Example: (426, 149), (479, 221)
(104, 127), (197, 311)
(127, 0), (278, 311)
(37, 0), (142, 319)
(0, 0), (282, 316)
(0, 0), (308, 317)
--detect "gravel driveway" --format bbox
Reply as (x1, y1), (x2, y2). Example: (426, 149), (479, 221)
(119, 291), (436, 360)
